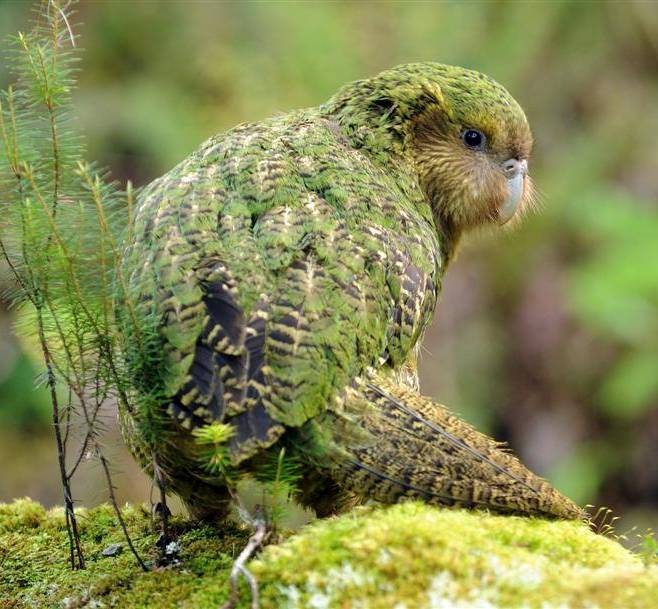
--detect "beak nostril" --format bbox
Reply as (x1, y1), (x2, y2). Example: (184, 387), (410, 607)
(503, 158), (523, 178)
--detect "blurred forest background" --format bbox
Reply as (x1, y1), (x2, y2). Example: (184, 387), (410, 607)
(0, 1), (656, 534)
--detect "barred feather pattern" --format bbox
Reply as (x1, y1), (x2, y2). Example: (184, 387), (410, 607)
(300, 374), (583, 519)
(122, 112), (439, 472)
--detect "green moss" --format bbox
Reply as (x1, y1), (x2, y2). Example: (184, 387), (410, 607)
(255, 503), (658, 608)
(0, 498), (48, 533)
(1, 499), (656, 609)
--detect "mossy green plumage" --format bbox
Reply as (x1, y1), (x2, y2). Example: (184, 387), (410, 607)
(118, 63), (581, 520)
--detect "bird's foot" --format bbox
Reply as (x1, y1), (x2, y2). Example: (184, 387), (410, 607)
(221, 505), (271, 609)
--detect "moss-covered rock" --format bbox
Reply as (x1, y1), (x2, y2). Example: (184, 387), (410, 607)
(0, 498), (656, 609)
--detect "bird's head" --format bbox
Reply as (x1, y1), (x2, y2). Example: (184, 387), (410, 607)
(325, 63), (534, 247)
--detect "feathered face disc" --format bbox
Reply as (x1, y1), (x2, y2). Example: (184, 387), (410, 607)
(410, 67), (534, 233)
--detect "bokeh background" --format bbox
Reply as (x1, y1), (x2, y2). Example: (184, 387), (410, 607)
(0, 1), (656, 534)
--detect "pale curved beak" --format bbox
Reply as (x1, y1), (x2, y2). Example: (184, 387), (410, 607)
(499, 158), (528, 225)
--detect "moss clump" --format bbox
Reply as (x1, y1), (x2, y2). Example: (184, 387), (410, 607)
(0, 499), (656, 609)
(255, 503), (658, 608)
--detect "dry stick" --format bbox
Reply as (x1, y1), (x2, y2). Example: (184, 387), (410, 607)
(34, 282), (85, 571)
(98, 450), (148, 572)
(37, 309), (85, 569)
(238, 565), (261, 609)
(35, 287), (86, 569)
(221, 516), (269, 609)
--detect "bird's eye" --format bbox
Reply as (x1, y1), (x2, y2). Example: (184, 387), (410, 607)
(462, 129), (486, 150)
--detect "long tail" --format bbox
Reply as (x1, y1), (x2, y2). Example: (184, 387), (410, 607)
(305, 374), (584, 520)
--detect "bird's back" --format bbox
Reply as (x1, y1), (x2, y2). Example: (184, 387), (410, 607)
(122, 108), (442, 468)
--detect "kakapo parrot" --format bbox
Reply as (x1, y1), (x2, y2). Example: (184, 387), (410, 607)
(119, 62), (583, 522)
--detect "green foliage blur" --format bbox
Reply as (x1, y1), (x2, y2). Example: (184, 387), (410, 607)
(0, 1), (656, 531)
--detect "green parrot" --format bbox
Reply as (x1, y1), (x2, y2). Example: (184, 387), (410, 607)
(119, 62), (582, 522)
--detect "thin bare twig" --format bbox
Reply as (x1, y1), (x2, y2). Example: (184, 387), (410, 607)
(98, 450), (148, 572)
(221, 511), (269, 609)
(37, 306), (85, 569)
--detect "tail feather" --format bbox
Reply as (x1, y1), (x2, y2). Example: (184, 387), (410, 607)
(366, 382), (539, 493)
(343, 457), (504, 509)
(319, 374), (584, 520)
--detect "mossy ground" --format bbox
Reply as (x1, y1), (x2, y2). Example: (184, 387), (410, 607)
(0, 499), (656, 609)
